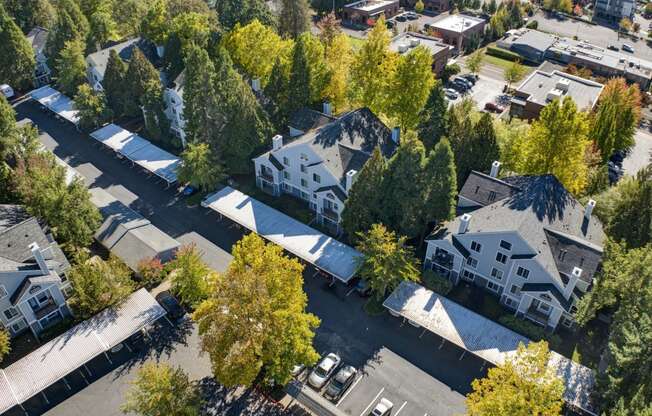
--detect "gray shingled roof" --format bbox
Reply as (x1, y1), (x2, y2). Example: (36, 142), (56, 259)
(432, 175), (605, 288)
(288, 108), (336, 133)
(86, 38), (158, 79)
(458, 171), (524, 208)
(26, 27), (49, 55)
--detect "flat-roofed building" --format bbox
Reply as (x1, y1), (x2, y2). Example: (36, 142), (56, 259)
(429, 14), (485, 51)
(403, 0), (450, 13)
(510, 70), (604, 120)
(389, 32), (452, 76)
(342, 0), (400, 26)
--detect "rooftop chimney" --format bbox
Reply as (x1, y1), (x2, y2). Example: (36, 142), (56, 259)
(458, 213), (472, 234)
(323, 102), (332, 116)
(29, 242), (49, 275)
(391, 127), (400, 145)
(251, 78), (261, 92)
(272, 134), (283, 151)
(584, 199), (596, 220)
(490, 161), (501, 178)
(346, 169), (358, 192)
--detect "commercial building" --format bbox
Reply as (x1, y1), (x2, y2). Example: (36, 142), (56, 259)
(424, 166), (605, 332)
(497, 28), (652, 89)
(510, 70), (604, 120)
(428, 14), (486, 51)
(593, 0), (635, 23)
(342, 0), (400, 26)
(389, 32), (452, 76)
(403, 0), (450, 13)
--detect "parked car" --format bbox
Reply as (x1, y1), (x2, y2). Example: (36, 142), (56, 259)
(607, 44), (619, 51)
(484, 101), (505, 113)
(622, 43), (634, 53)
(354, 278), (372, 297)
(324, 365), (357, 401)
(444, 88), (459, 100)
(308, 353), (341, 389)
(451, 80), (469, 92)
(461, 73), (478, 85)
(0, 84), (14, 99)
(370, 398), (394, 416)
(155, 291), (185, 321)
(395, 13), (407, 21)
(405, 11), (419, 20)
(291, 364), (306, 377)
(386, 19), (395, 29)
(182, 184), (197, 197)
(453, 77), (473, 89)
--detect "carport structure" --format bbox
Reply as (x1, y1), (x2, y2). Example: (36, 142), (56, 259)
(0, 289), (166, 415)
(201, 186), (362, 283)
(30, 86), (79, 126)
(384, 281), (598, 416)
(90, 123), (181, 186)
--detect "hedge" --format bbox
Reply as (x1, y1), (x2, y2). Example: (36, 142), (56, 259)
(486, 46), (524, 62)
(422, 270), (453, 296)
(498, 314), (562, 349)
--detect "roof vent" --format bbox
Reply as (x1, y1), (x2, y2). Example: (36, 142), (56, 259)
(556, 78), (570, 91)
(546, 88), (563, 102)
(398, 44), (409, 53)
(490, 161), (501, 178)
(585, 199), (596, 220)
(410, 38), (420, 47)
(458, 213), (472, 234)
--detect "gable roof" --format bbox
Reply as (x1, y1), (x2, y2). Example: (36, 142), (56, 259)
(26, 27), (49, 55)
(431, 175), (605, 289)
(458, 171), (524, 208)
(288, 108), (336, 133)
(86, 38), (158, 78)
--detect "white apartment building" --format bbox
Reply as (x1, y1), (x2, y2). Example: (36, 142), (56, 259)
(252, 107), (397, 231)
(163, 70), (186, 146)
(424, 164), (605, 331)
(0, 205), (72, 338)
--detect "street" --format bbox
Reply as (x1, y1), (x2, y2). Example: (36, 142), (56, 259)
(15, 100), (481, 415)
(624, 128), (652, 174)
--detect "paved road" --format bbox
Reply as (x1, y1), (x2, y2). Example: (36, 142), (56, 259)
(16, 100), (481, 415)
(623, 128), (652, 174)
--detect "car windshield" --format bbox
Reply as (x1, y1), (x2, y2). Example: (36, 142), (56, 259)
(315, 366), (328, 377)
(331, 378), (344, 389)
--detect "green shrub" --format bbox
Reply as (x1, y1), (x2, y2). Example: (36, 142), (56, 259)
(422, 270), (453, 295)
(486, 46), (523, 62)
(498, 315), (562, 349)
(525, 20), (538, 29)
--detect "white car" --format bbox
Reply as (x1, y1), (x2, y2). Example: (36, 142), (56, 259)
(0, 84), (14, 99)
(308, 353), (341, 389)
(622, 43), (634, 53)
(370, 398), (394, 416)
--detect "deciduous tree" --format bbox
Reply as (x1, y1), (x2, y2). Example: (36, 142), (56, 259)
(73, 84), (113, 132)
(0, 329), (9, 364)
(0, 4), (36, 89)
(136, 256), (165, 288)
(317, 12), (341, 45)
(355, 224), (420, 300)
(592, 77), (641, 160)
(88, 7), (118, 49)
(504, 59), (526, 89)
(3, 0), (56, 32)
(417, 82), (449, 151)
(171, 12), (212, 51)
(55, 39), (87, 96)
(169, 244), (210, 307)
(193, 234), (320, 387)
(68, 253), (134, 319)
(121, 363), (201, 416)
(279, 0), (311, 38)
(466, 49), (485, 75)
(322, 33), (352, 113)
(466, 341), (565, 416)
(213, 0), (277, 31)
(177, 142), (225, 191)
(141, 0), (170, 46)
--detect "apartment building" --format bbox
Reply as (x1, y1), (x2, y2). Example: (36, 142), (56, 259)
(594, 0), (635, 23)
(163, 70), (186, 145)
(252, 108), (397, 231)
(0, 205), (72, 338)
(424, 164), (605, 331)
(26, 27), (51, 88)
(86, 38), (158, 91)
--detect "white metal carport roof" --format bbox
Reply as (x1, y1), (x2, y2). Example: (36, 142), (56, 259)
(201, 186), (362, 282)
(383, 281), (597, 416)
(30, 86), (80, 125)
(90, 124), (180, 184)
(0, 288), (165, 414)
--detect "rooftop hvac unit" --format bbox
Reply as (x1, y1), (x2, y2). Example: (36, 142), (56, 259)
(398, 44), (409, 53)
(410, 38), (420, 47)
(547, 88), (564, 102)
(556, 78), (570, 91)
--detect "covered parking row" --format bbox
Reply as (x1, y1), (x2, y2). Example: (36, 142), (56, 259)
(29, 86), (79, 126)
(0, 289), (166, 415)
(90, 123), (181, 186)
(383, 281), (597, 416)
(201, 186), (362, 283)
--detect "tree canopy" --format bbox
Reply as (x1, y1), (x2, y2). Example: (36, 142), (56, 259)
(0, 4), (36, 89)
(193, 233), (320, 387)
(417, 81), (449, 151)
(279, 0), (311, 38)
(177, 142), (225, 191)
(55, 39), (87, 97)
(169, 244), (211, 307)
(74, 84), (113, 132)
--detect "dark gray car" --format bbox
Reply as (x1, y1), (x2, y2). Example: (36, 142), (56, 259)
(324, 365), (357, 401)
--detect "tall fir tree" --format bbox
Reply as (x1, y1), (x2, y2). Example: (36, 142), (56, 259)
(142, 80), (171, 146)
(264, 55), (292, 129)
(287, 34), (312, 116)
(45, 0), (89, 70)
(279, 0), (311, 38)
(55, 39), (87, 96)
(341, 147), (388, 241)
(124, 48), (160, 117)
(417, 82), (449, 151)
(3, 0), (56, 32)
(420, 139), (457, 238)
(102, 49), (128, 116)
(183, 45), (221, 147)
(0, 4), (36, 89)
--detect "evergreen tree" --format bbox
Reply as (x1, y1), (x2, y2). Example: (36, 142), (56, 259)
(102, 49), (128, 117)
(382, 133), (427, 238)
(264, 55), (292, 128)
(124, 48), (160, 116)
(455, 112), (500, 185)
(417, 82), (449, 151)
(142, 79), (171, 145)
(163, 32), (185, 80)
(421, 139), (457, 235)
(3, 0), (56, 32)
(279, 0), (311, 38)
(141, 0), (170, 46)
(177, 142), (225, 191)
(88, 7), (118, 50)
(0, 4), (36, 89)
(214, 0), (277, 30)
(341, 147), (388, 241)
(73, 84), (112, 132)
(45, 0), (89, 69)
(287, 34), (312, 115)
(55, 39), (87, 96)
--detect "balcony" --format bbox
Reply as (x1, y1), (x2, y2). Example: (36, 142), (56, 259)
(321, 207), (339, 222)
(259, 169), (274, 183)
(34, 299), (59, 320)
(431, 248), (454, 270)
(525, 304), (550, 327)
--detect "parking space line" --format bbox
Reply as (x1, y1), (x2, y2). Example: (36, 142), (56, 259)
(359, 387), (384, 416)
(345, 287), (356, 297)
(394, 401), (408, 416)
(336, 374), (362, 407)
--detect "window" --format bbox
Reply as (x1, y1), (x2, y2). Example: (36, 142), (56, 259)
(283, 156), (289, 166)
(491, 268), (504, 280)
(488, 191), (496, 202)
(301, 178), (308, 188)
(313, 173), (321, 183)
(333, 203), (339, 210)
(283, 171), (290, 180)
(538, 302), (551, 312)
(504, 297), (514, 307)
(466, 256), (478, 269)
(562, 316), (574, 328)
(495, 252), (507, 264)
(516, 266), (530, 279)
(300, 191), (309, 200)
(486, 281), (501, 293)
(510, 285), (521, 296)
(11, 319), (26, 333)
(470, 241), (482, 252)
(300, 164), (307, 173)
(499, 240), (512, 250)
(3, 307), (19, 320)
(462, 270), (475, 281)
(0, 285), (7, 299)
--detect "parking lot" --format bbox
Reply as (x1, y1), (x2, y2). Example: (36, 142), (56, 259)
(445, 73), (508, 114)
(341, 12), (451, 41)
